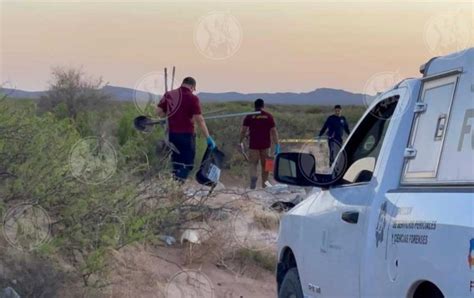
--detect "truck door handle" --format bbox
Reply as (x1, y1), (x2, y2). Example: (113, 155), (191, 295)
(341, 211), (359, 224)
(434, 113), (447, 140)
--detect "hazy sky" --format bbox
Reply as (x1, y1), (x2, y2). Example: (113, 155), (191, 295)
(1, 0), (472, 94)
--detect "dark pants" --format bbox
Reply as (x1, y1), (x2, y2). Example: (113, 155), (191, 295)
(328, 138), (342, 166)
(168, 133), (196, 181)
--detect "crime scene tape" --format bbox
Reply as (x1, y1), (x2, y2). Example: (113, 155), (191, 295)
(280, 138), (327, 143)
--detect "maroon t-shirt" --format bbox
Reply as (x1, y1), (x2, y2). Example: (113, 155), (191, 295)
(158, 86), (202, 134)
(243, 110), (276, 150)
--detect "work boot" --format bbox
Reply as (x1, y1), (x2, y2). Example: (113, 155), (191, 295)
(250, 177), (258, 190)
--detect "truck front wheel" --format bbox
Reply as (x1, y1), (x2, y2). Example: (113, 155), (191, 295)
(278, 268), (304, 298)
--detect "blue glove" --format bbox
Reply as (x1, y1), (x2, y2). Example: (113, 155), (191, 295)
(274, 143), (281, 156)
(206, 136), (216, 150)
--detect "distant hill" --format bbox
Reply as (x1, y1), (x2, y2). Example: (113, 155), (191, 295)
(0, 88), (43, 99)
(198, 88), (369, 105)
(1, 85), (370, 106)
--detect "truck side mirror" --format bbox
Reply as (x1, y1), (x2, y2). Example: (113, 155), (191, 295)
(274, 152), (317, 186)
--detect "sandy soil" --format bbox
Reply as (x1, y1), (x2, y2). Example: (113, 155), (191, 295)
(95, 243), (277, 298)
(83, 185), (293, 298)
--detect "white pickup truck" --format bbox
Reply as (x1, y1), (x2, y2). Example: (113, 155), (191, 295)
(274, 48), (474, 298)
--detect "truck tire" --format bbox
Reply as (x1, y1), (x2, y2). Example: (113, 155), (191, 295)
(278, 267), (304, 298)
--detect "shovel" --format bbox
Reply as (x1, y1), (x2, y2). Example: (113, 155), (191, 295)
(133, 111), (261, 132)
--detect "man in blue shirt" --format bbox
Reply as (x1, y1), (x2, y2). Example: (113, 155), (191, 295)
(318, 105), (350, 165)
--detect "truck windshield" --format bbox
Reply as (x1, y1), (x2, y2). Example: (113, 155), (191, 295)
(335, 95), (399, 185)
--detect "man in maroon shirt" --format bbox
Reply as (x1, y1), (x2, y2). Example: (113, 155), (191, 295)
(157, 77), (215, 181)
(239, 99), (280, 189)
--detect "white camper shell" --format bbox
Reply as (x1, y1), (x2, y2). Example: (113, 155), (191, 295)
(275, 48), (474, 298)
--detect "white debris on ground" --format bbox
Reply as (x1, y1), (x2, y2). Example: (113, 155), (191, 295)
(180, 229), (201, 244)
(183, 180), (314, 212)
(247, 182), (312, 208)
(158, 235), (176, 246)
(175, 181), (318, 251)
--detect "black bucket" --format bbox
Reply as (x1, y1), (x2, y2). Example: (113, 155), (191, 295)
(195, 146), (225, 187)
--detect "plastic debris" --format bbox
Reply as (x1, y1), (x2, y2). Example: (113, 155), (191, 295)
(180, 229), (201, 244)
(265, 183), (289, 194)
(158, 235), (176, 246)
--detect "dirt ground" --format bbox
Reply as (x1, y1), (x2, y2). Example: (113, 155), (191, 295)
(96, 186), (283, 298)
(87, 243), (278, 298)
(1, 166), (308, 298)
(70, 184), (292, 298)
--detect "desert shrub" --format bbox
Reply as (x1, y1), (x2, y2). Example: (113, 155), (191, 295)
(253, 208), (280, 230)
(37, 67), (109, 121)
(235, 248), (277, 272)
(0, 98), (203, 290)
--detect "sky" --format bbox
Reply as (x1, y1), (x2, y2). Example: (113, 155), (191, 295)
(0, 0), (472, 94)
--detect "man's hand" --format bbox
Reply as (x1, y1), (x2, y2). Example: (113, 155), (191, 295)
(156, 106), (166, 118)
(207, 136), (216, 150)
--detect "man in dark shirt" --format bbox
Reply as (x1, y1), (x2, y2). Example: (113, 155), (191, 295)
(157, 77), (215, 181)
(240, 99), (280, 189)
(318, 105), (350, 165)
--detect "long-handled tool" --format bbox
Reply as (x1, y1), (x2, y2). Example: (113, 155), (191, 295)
(164, 67), (168, 93)
(171, 66), (175, 90)
(134, 111), (261, 132)
(239, 142), (249, 161)
(162, 66), (180, 154)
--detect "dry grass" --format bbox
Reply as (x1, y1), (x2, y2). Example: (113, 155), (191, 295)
(253, 208), (280, 230)
(234, 248), (277, 272)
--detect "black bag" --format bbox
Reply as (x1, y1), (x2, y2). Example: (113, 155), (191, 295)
(195, 146), (225, 187)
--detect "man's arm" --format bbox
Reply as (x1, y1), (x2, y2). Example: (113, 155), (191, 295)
(318, 118), (329, 137)
(271, 127), (279, 146)
(239, 126), (249, 144)
(192, 96), (216, 149)
(193, 114), (210, 138)
(271, 126), (281, 155)
(157, 94), (167, 118)
(343, 117), (350, 135)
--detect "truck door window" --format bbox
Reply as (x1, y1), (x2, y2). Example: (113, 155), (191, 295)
(337, 96), (399, 185)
